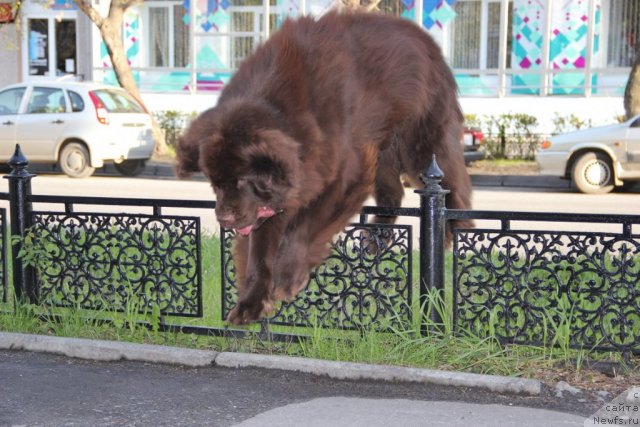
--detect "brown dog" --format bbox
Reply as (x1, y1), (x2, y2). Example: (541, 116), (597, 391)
(176, 12), (473, 325)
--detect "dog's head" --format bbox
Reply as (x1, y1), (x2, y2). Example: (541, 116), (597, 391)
(176, 100), (301, 235)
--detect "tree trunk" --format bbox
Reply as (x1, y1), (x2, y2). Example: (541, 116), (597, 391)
(624, 42), (640, 120)
(75, 0), (167, 156)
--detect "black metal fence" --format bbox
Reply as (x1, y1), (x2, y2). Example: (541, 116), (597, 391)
(1, 145), (639, 355)
(450, 210), (640, 354)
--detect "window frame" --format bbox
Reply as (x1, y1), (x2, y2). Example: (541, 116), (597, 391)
(447, 0), (510, 71)
(143, 0), (188, 69)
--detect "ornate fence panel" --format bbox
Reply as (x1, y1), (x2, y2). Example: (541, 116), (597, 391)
(452, 212), (640, 354)
(221, 223), (413, 330)
(29, 211), (202, 317)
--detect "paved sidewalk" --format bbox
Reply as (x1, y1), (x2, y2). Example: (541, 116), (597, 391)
(0, 333), (601, 427)
(21, 160), (572, 189)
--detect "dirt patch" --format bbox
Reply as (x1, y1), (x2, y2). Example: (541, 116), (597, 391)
(534, 362), (640, 398)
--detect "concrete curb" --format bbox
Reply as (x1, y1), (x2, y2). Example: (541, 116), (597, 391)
(215, 352), (542, 396)
(0, 332), (542, 396)
(0, 332), (217, 367)
(470, 174), (572, 188)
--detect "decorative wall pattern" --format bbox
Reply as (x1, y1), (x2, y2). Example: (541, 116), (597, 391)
(402, 0), (457, 30)
(511, 0), (544, 94)
(124, 9), (141, 69)
(511, 0), (601, 95)
(549, 0), (601, 94)
(92, 0), (611, 97)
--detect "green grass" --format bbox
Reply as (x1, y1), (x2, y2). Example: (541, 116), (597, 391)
(1, 230), (637, 380)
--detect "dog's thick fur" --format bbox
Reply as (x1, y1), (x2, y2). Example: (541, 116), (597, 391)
(176, 12), (473, 325)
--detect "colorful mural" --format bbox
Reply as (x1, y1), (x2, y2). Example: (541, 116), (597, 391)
(511, 0), (544, 95)
(511, 0), (601, 95)
(548, 0), (601, 94)
(402, 0), (457, 30)
(94, 0), (610, 97)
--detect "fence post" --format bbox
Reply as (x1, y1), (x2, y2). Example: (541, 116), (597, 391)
(415, 155), (449, 334)
(4, 144), (37, 304)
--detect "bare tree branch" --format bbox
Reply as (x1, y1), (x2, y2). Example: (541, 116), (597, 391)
(73, 0), (104, 28)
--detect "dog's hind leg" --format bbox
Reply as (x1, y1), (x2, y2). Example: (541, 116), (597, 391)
(372, 149), (405, 225)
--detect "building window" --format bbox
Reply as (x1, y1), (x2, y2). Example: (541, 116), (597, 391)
(607, 0), (640, 67)
(451, 0), (481, 68)
(147, 2), (189, 68)
(450, 0), (512, 70)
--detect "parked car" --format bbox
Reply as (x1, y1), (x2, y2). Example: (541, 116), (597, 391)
(536, 114), (640, 194)
(0, 81), (154, 178)
(462, 126), (485, 164)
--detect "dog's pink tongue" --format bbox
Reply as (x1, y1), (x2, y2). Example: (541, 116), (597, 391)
(236, 207), (275, 236)
(257, 206), (276, 219)
(236, 225), (253, 236)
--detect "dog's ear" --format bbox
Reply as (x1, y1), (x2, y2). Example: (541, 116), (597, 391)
(244, 129), (302, 202)
(174, 135), (201, 178)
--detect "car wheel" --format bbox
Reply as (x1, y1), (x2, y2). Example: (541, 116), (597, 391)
(572, 151), (614, 194)
(114, 159), (146, 176)
(59, 142), (95, 178)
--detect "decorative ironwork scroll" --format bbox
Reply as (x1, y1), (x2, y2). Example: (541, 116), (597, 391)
(222, 224), (412, 330)
(454, 230), (640, 353)
(30, 212), (201, 317)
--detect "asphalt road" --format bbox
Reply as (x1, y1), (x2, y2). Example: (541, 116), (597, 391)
(0, 349), (599, 427)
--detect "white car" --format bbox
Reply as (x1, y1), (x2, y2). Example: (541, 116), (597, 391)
(536, 114), (640, 194)
(0, 81), (154, 178)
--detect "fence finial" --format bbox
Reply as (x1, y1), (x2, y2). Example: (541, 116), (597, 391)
(420, 154), (445, 189)
(8, 144), (29, 176)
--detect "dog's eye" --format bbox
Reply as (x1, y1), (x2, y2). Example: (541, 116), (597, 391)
(248, 180), (271, 201)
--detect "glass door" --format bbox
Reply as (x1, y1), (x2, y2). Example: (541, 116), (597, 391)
(26, 17), (77, 78)
(56, 19), (77, 76)
(28, 18), (49, 76)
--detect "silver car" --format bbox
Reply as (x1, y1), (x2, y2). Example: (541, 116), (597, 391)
(0, 81), (154, 178)
(536, 114), (640, 194)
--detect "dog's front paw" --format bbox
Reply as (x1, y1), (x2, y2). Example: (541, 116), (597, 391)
(226, 299), (274, 325)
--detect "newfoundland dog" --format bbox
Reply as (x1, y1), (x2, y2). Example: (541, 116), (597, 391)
(176, 12), (473, 325)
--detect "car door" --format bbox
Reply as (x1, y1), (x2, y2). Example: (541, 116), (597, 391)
(626, 116), (640, 167)
(0, 87), (27, 161)
(15, 86), (69, 162)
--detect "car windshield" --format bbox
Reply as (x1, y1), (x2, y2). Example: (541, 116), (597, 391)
(91, 89), (145, 114)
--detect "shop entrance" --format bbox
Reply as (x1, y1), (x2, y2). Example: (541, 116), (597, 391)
(26, 17), (77, 78)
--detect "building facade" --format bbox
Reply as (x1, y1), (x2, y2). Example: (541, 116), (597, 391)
(1, 0), (638, 129)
